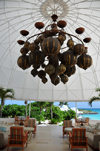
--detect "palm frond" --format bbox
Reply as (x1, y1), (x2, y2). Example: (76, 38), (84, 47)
(59, 102), (68, 107)
(96, 88), (100, 92)
(5, 89), (14, 96)
(89, 97), (100, 106)
(5, 95), (14, 99)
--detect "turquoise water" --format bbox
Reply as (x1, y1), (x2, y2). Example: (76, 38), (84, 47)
(80, 108), (100, 120)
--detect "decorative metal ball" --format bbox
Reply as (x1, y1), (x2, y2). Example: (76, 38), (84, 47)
(17, 55), (30, 70)
(17, 40), (25, 45)
(75, 27), (85, 34)
(51, 14), (58, 22)
(28, 43), (36, 52)
(42, 77), (48, 84)
(35, 22), (44, 29)
(65, 66), (76, 77)
(51, 28), (59, 35)
(56, 64), (66, 75)
(83, 37), (91, 43)
(38, 70), (46, 79)
(62, 50), (77, 67)
(67, 39), (74, 48)
(57, 20), (67, 28)
(20, 47), (29, 55)
(45, 64), (55, 75)
(41, 37), (61, 55)
(73, 44), (85, 56)
(77, 54), (92, 70)
(24, 42), (30, 49)
(51, 75), (60, 86)
(20, 30), (29, 36)
(60, 74), (68, 84)
(31, 69), (38, 77)
(51, 23), (57, 29)
(58, 34), (66, 43)
(29, 51), (45, 66)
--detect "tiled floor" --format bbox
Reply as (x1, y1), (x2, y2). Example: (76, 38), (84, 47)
(2, 125), (93, 151)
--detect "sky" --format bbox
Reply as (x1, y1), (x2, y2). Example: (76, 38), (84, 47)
(4, 99), (100, 108)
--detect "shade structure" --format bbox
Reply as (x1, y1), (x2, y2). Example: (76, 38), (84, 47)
(0, 0), (100, 102)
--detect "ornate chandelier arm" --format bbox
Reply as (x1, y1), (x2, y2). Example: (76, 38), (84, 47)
(26, 32), (44, 42)
(62, 31), (84, 45)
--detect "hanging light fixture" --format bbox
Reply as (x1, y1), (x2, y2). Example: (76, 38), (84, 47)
(17, 14), (92, 86)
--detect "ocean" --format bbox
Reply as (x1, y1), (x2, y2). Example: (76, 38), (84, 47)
(80, 108), (100, 120)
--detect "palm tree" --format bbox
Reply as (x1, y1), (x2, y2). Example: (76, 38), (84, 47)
(59, 102), (69, 107)
(0, 87), (14, 117)
(45, 102), (54, 119)
(89, 88), (100, 106)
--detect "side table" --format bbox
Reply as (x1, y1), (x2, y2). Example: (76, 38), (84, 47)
(65, 127), (73, 135)
(24, 127), (34, 143)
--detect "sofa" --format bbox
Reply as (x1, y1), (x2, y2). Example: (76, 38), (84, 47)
(86, 123), (100, 151)
(0, 131), (8, 149)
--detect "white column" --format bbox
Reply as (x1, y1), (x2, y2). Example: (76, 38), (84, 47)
(75, 102), (78, 118)
(26, 104), (27, 117)
(29, 101), (31, 117)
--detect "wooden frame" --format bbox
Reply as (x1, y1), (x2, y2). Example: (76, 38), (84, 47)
(75, 117), (89, 126)
(24, 118), (36, 134)
(69, 128), (88, 151)
(7, 126), (28, 151)
(63, 120), (73, 137)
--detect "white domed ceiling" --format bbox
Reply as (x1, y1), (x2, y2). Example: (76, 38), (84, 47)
(0, 0), (100, 102)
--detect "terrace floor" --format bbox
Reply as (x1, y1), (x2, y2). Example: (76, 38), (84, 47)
(2, 125), (93, 151)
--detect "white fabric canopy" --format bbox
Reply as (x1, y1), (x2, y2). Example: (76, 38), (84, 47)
(0, 0), (100, 102)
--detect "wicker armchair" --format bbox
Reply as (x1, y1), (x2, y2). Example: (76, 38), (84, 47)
(69, 128), (88, 151)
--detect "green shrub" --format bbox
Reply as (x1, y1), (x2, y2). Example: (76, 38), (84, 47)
(63, 109), (76, 120)
(50, 118), (58, 124)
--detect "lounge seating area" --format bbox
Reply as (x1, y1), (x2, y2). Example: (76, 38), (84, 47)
(63, 119), (100, 151)
(0, 124), (95, 151)
(0, 117), (100, 151)
(0, 117), (37, 150)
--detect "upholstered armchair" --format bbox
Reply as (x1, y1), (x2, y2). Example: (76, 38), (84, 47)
(63, 120), (73, 137)
(69, 128), (88, 151)
(7, 126), (28, 151)
(24, 118), (36, 134)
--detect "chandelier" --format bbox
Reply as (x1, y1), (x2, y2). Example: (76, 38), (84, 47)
(17, 14), (92, 86)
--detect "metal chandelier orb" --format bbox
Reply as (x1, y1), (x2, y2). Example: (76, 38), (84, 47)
(17, 14), (92, 86)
